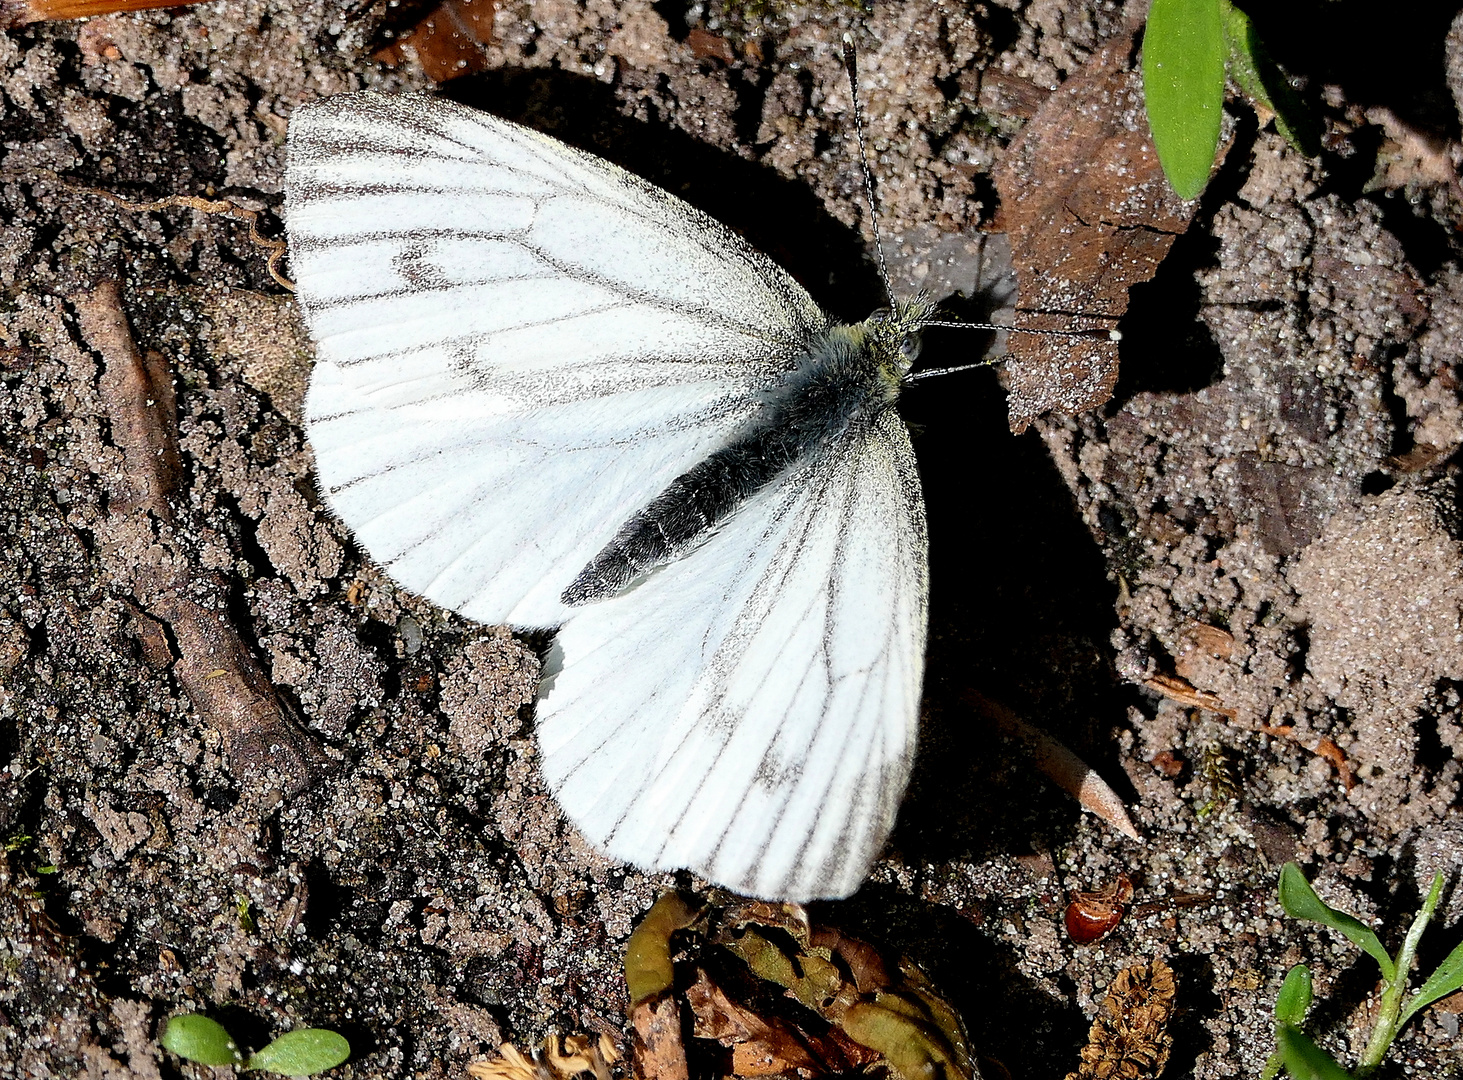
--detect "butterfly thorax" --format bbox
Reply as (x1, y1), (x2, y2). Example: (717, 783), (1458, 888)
(560, 296), (935, 607)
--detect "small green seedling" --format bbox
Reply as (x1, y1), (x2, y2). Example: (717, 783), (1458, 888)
(161, 1013), (350, 1077)
(1143, 0), (1319, 199)
(1261, 862), (1463, 1079)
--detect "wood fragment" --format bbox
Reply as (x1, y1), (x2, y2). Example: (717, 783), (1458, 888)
(73, 279), (326, 800)
(631, 995), (689, 1080)
(0, 0), (205, 27)
(965, 690), (1141, 841)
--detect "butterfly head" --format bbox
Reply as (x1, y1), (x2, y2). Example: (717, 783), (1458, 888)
(860, 293), (939, 391)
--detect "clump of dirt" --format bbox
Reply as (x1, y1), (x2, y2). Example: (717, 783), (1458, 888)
(2, 2), (1462, 1079)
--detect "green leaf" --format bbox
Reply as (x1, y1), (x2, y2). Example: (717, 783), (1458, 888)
(1278, 863), (1396, 981)
(1275, 964), (1313, 1027)
(1399, 937), (1463, 1028)
(1219, 0), (1320, 157)
(246, 1028), (351, 1076)
(160, 1014), (245, 1067)
(1142, 0), (1227, 199)
(1276, 1027), (1356, 1080)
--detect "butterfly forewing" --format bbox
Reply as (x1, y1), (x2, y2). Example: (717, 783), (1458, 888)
(287, 93), (830, 628)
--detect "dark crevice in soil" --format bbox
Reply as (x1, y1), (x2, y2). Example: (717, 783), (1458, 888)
(1367, 188), (1461, 281)
(1245, 0), (1463, 136)
(1112, 112), (1259, 405)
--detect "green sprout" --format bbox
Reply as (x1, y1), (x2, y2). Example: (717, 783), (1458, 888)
(1262, 862), (1463, 1079)
(1142, 0), (1319, 199)
(160, 1014), (350, 1076)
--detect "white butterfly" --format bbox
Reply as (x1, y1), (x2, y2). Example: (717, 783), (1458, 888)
(285, 90), (934, 901)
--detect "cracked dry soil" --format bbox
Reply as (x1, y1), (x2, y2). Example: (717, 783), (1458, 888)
(1, 1), (1462, 1078)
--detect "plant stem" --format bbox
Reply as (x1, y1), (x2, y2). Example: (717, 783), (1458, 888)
(1356, 874), (1445, 1075)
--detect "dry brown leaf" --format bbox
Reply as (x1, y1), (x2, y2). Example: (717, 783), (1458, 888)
(625, 892), (975, 1080)
(631, 995), (689, 1080)
(685, 969), (823, 1077)
(1065, 958), (1176, 1080)
(470, 1035), (620, 1080)
(374, 0), (495, 83)
(992, 28), (1217, 431)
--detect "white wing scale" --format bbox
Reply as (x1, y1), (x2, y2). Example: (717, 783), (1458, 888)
(287, 92), (931, 900)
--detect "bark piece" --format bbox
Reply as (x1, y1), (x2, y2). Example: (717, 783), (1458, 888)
(631, 995), (690, 1080)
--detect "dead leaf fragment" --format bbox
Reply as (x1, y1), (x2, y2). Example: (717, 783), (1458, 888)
(631, 995), (689, 1080)
(686, 970), (823, 1077)
(624, 891), (699, 1004)
(373, 0), (495, 83)
(624, 892), (979, 1080)
(1065, 959), (1176, 1080)
(992, 28), (1218, 431)
(470, 1035), (619, 1080)
(686, 27), (735, 65)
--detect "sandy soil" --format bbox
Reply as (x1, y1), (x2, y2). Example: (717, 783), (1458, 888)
(1, 0), (1461, 1077)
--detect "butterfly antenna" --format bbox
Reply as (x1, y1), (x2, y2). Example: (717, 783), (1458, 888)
(841, 34), (895, 308)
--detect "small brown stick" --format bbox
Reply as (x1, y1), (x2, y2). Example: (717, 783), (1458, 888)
(1143, 673), (1238, 719)
(81, 188), (292, 290)
(1, 0), (206, 28)
(963, 690), (1141, 841)
(73, 279), (325, 799)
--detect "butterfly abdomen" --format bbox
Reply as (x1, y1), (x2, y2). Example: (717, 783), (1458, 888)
(560, 325), (896, 605)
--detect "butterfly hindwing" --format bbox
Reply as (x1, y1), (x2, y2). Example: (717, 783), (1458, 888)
(286, 92), (829, 627)
(537, 408), (928, 901)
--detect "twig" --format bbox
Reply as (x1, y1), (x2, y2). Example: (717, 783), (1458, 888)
(1143, 673), (1237, 719)
(80, 188), (292, 290)
(1, 0), (206, 29)
(73, 279), (325, 800)
(964, 690), (1141, 841)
